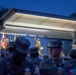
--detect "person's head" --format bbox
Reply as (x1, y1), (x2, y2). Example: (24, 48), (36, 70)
(48, 40), (62, 59)
(69, 49), (76, 59)
(29, 47), (39, 58)
(13, 36), (30, 64)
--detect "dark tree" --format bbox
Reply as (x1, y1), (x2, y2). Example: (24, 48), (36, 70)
(0, 6), (8, 18)
(70, 12), (76, 17)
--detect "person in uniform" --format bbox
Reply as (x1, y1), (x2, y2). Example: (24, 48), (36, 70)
(29, 47), (42, 66)
(68, 49), (76, 75)
(29, 47), (42, 75)
(0, 36), (34, 75)
(39, 40), (70, 75)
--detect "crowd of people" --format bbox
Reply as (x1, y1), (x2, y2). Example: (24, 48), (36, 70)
(0, 36), (76, 75)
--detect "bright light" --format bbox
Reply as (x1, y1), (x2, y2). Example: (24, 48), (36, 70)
(5, 25), (48, 32)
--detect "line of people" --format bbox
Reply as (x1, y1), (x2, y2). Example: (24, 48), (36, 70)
(0, 36), (76, 75)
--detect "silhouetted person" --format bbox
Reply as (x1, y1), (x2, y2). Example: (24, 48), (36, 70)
(0, 36), (34, 75)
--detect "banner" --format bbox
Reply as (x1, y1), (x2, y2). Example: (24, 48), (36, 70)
(1, 33), (8, 49)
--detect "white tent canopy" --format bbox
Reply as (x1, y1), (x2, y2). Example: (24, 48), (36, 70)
(0, 8), (76, 39)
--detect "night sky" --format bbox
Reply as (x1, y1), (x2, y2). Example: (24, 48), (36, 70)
(0, 0), (76, 16)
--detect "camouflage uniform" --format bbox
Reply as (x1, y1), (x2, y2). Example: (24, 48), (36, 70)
(53, 57), (71, 75)
(39, 57), (57, 75)
(30, 57), (42, 66)
(29, 47), (42, 75)
(29, 47), (42, 66)
(39, 57), (70, 75)
(68, 49), (76, 66)
(0, 55), (34, 75)
(68, 49), (76, 75)
(69, 59), (76, 73)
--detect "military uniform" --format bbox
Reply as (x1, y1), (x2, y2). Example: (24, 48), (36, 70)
(68, 49), (76, 67)
(29, 57), (42, 75)
(39, 57), (70, 75)
(53, 57), (71, 75)
(30, 57), (42, 66)
(39, 40), (70, 75)
(0, 55), (34, 75)
(29, 47), (42, 75)
(39, 57), (57, 75)
(67, 59), (76, 75)
(68, 49), (76, 75)
(29, 47), (42, 66)
(69, 59), (76, 66)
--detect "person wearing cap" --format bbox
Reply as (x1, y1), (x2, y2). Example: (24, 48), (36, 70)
(39, 40), (70, 75)
(47, 40), (66, 65)
(0, 36), (34, 75)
